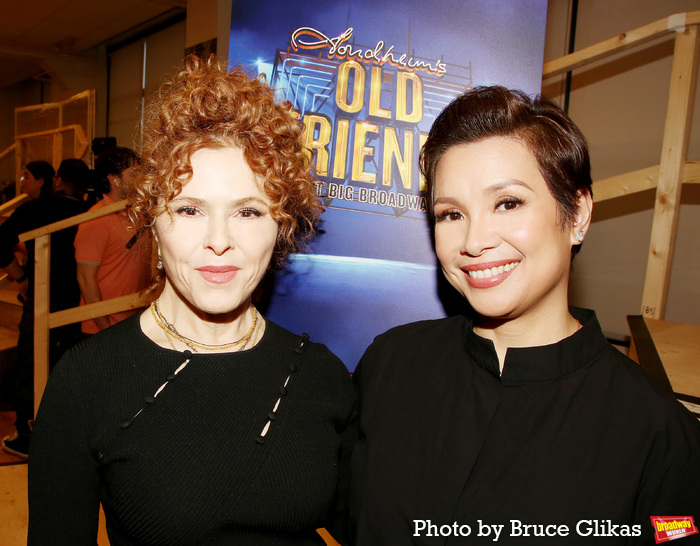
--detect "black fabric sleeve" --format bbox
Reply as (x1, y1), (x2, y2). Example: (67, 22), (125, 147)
(632, 412), (700, 545)
(28, 352), (101, 545)
(0, 204), (24, 268)
(325, 388), (359, 546)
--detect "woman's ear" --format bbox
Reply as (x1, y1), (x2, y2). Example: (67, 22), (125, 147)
(571, 190), (593, 245)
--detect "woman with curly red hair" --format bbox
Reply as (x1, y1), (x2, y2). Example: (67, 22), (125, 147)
(28, 56), (356, 545)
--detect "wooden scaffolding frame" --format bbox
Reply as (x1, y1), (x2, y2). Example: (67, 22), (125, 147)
(17, 201), (148, 414)
(11, 89), (94, 192)
(543, 10), (700, 321)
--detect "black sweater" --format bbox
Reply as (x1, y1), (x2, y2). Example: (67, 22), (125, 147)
(28, 314), (357, 545)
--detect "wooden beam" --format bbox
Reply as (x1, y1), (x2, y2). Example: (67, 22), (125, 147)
(684, 161), (700, 183)
(19, 199), (127, 242)
(33, 234), (51, 417)
(543, 15), (672, 78)
(641, 25), (700, 319)
(0, 274), (10, 292)
(0, 41), (91, 62)
(543, 11), (700, 78)
(14, 124), (86, 141)
(592, 166), (659, 202)
(0, 193), (30, 217)
(589, 161), (697, 204)
(0, 142), (15, 161)
(49, 292), (148, 329)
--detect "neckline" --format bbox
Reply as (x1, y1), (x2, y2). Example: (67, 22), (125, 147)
(463, 308), (609, 383)
(134, 309), (272, 357)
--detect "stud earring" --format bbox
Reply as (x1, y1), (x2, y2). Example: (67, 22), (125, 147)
(575, 231), (585, 243)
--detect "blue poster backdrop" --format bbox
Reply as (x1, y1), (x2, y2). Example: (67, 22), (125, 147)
(229, 0), (548, 370)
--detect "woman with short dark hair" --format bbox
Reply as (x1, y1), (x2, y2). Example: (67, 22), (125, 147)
(349, 86), (700, 544)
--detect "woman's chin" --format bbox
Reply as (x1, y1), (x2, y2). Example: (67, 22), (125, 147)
(174, 294), (250, 319)
(463, 297), (520, 323)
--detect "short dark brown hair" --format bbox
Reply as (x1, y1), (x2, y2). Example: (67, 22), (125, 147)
(129, 55), (322, 268)
(56, 158), (91, 194)
(420, 86), (592, 253)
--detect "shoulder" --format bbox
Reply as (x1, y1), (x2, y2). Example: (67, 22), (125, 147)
(46, 313), (170, 412)
(353, 315), (466, 386)
(89, 199), (108, 211)
(590, 343), (700, 443)
(364, 315), (466, 360)
(264, 319), (349, 372)
(42, 314), (143, 398)
(0, 200), (37, 229)
(54, 195), (89, 217)
(79, 201), (109, 223)
(263, 319), (354, 392)
(55, 314), (145, 373)
(75, 205), (110, 239)
(600, 351), (700, 507)
(380, 314), (465, 337)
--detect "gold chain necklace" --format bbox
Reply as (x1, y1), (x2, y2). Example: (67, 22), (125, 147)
(151, 299), (259, 352)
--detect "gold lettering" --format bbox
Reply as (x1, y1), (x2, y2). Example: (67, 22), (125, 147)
(332, 118), (351, 179)
(336, 60), (365, 114)
(301, 114), (332, 176)
(369, 66), (391, 119)
(396, 71), (423, 123)
(382, 126), (413, 188)
(352, 121), (380, 184)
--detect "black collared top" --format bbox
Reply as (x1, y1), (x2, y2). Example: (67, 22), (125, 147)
(349, 308), (700, 545)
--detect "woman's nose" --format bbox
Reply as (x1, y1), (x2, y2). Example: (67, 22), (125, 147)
(204, 216), (233, 255)
(460, 216), (499, 257)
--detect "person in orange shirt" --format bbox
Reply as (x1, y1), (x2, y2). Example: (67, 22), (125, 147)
(74, 147), (152, 333)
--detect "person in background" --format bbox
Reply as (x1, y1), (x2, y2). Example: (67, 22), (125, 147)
(0, 161), (54, 411)
(74, 147), (151, 334)
(20, 161), (54, 201)
(348, 86), (700, 544)
(28, 56), (356, 545)
(10, 161), (56, 285)
(0, 158), (90, 459)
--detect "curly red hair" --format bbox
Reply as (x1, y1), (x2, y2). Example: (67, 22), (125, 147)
(129, 55), (322, 270)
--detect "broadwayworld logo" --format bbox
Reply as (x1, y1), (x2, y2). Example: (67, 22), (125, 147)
(651, 517), (699, 543)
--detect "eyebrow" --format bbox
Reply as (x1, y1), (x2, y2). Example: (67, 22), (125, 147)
(432, 196), (461, 207)
(170, 196), (268, 207)
(433, 179), (534, 206)
(486, 179), (534, 193)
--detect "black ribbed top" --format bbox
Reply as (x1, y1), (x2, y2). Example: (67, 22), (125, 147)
(28, 314), (356, 545)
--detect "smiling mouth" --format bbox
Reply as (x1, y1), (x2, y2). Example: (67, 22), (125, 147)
(465, 261), (520, 279)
